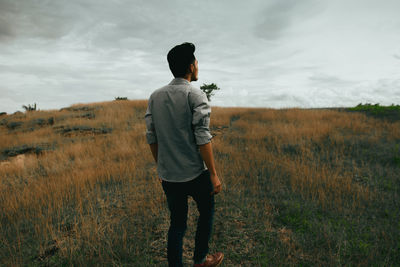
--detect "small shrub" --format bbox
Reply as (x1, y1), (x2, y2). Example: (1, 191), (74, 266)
(22, 103), (37, 111)
(79, 112), (95, 119)
(28, 117), (55, 127)
(115, 97), (128, 101)
(1, 143), (55, 160)
(53, 125), (112, 135)
(6, 121), (23, 130)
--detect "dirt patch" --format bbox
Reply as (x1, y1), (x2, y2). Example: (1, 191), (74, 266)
(0, 154), (26, 168)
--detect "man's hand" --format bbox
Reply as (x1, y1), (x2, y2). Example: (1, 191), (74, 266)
(210, 173), (222, 195)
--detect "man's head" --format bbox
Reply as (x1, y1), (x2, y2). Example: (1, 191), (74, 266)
(167, 42), (198, 82)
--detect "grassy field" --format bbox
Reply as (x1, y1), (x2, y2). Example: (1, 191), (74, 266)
(0, 100), (399, 266)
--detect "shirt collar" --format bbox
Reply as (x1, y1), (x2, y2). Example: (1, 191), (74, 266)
(169, 78), (190, 85)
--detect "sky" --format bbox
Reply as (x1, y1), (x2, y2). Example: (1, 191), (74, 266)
(1, 0), (400, 113)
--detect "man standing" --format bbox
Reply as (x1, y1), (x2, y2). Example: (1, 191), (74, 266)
(145, 42), (223, 267)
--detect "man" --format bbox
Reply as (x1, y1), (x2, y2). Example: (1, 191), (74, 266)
(145, 42), (223, 267)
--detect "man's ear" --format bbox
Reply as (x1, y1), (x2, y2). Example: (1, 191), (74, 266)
(188, 63), (194, 74)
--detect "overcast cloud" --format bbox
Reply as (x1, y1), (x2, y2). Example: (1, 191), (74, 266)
(1, 0), (399, 113)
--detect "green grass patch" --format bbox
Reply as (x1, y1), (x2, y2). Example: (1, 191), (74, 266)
(347, 103), (400, 122)
(348, 103), (400, 112)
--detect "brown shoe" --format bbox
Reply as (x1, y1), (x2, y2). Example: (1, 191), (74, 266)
(193, 252), (224, 267)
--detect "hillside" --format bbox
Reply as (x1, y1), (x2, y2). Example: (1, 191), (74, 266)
(0, 100), (399, 266)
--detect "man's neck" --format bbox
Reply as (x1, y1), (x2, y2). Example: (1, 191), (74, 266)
(183, 74), (192, 82)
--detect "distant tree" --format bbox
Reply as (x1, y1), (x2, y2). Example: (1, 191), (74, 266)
(115, 97), (128, 100)
(200, 83), (220, 101)
(22, 103), (37, 111)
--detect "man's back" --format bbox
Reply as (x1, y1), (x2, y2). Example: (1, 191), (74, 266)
(145, 78), (213, 182)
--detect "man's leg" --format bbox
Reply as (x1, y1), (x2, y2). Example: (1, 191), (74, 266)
(162, 181), (189, 267)
(189, 170), (215, 264)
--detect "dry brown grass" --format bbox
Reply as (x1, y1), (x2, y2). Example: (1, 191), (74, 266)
(0, 101), (399, 266)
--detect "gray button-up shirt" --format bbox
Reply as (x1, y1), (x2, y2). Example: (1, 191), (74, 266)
(145, 78), (213, 182)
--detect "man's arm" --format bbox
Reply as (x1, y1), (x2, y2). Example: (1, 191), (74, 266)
(199, 142), (222, 195)
(148, 143), (161, 183)
(145, 98), (158, 160)
(198, 142), (216, 175)
(145, 98), (160, 183)
(191, 91), (222, 195)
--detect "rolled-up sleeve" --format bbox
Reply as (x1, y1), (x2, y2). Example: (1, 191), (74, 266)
(145, 99), (158, 144)
(191, 92), (213, 145)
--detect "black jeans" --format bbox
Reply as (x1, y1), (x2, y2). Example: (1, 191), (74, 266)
(162, 170), (215, 267)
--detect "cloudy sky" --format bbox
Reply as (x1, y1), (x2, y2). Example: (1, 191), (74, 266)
(1, 0), (400, 113)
